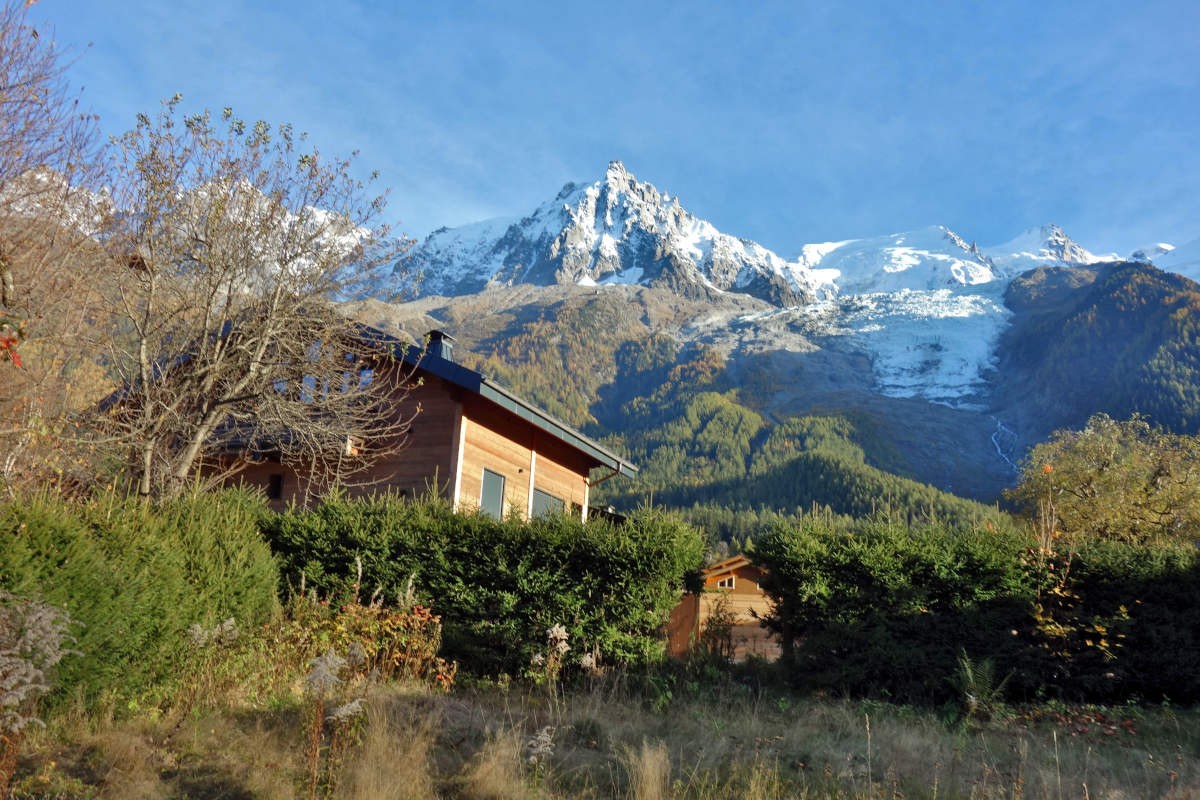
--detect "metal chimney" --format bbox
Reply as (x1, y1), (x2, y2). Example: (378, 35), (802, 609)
(426, 329), (455, 362)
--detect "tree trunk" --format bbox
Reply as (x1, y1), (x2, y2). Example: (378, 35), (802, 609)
(138, 438), (155, 498)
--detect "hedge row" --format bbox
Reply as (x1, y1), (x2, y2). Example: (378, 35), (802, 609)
(261, 495), (705, 676)
(0, 488), (280, 705)
(755, 516), (1200, 704)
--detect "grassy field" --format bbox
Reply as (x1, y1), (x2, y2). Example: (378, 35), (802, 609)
(5, 493), (1199, 798)
(13, 674), (1200, 799)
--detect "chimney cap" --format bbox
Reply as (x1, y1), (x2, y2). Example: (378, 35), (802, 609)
(425, 329), (456, 362)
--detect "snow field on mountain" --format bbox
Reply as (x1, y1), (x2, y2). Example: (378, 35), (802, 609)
(404, 163), (1196, 410)
(799, 227), (1001, 294)
(838, 290), (1009, 407)
(781, 286), (1009, 407)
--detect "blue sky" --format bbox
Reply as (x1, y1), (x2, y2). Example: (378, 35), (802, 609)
(31, 0), (1200, 256)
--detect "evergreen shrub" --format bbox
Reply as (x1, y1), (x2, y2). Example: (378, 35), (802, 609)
(261, 495), (705, 676)
(755, 514), (1200, 704)
(0, 488), (279, 707)
(756, 515), (1033, 703)
(1068, 540), (1200, 701)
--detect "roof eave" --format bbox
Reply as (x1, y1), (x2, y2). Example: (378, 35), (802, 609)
(363, 327), (636, 476)
(477, 377), (638, 477)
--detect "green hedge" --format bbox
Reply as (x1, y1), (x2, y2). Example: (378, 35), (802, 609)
(261, 496), (705, 676)
(755, 516), (1200, 704)
(0, 489), (280, 706)
(1068, 540), (1200, 701)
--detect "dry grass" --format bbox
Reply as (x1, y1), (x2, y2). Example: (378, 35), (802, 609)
(620, 740), (670, 800)
(11, 681), (1200, 799)
(340, 691), (440, 800)
(459, 729), (531, 800)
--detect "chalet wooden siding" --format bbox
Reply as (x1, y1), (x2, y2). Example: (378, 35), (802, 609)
(238, 460), (299, 507)
(362, 377), (461, 499)
(229, 333), (634, 520)
(234, 374), (462, 509)
(666, 556), (781, 661)
(455, 393), (592, 519)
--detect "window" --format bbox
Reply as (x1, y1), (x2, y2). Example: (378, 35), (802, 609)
(715, 575), (735, 590)
(531, 488), (565, 518)
(266, 473), (284, 501)
(481, 469), (506, 519)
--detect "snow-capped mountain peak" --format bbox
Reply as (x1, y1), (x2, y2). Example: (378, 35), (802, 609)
(986, 224), (1100, 272)
(793, 225), (1001, 294)
(390, 161), (1200, 420)
(404, 158), (1118, 314)
(1129, 242), (1175, 263)
(406, 161), (835, 305)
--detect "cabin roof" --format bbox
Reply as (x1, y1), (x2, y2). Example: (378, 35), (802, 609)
(359, 326), (638, 479)
(702, 554), (759, 580)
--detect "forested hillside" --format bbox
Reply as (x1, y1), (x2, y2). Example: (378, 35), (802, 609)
(593, 387), (1003, 533)
(364, 257), (1200, 524)
(359, 291), (1004, 538)
(997, 261), (1200, 443)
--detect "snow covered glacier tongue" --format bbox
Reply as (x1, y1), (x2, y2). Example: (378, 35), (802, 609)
(788, 224), (1101, 408)
(831, 289), (1010, 408)
(792, 226), (1015, 408)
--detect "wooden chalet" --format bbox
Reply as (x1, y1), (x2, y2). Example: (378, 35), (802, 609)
(236, 329), (637, 520)
(666, 554), (780, 661)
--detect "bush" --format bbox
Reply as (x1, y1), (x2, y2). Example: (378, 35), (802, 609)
(0, 488), (279, 707)
(755, 512), (1200, 704)
(756, 514), (1034, 703)
(261, 496), (705, 676)
(1068, 539), (1200, 701)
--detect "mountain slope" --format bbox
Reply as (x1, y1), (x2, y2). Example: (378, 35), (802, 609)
(404, 162), (1126, 413)
(357, 283), (1018, 501)
(995, 261), (1200, 443)
(365, 163), (1200, 509)
(359, 258), (1200, 508)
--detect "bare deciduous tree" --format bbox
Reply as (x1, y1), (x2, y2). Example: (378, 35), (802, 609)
(0, 0), (102, 346)
(0, 0), (108, 496)
(100, 97), (415, 499)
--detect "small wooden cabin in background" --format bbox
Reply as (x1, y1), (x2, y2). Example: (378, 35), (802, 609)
(666, 555), (780, 661)
(237, 329), (637, 520)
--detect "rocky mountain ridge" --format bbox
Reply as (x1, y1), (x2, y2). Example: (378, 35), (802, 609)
(407, 161), (836, 306)
(398, 162), (1126, 413)
(403, 162), (1114, 305)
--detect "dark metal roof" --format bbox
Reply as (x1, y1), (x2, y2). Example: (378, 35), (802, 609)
(360, 326), (638, 479)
